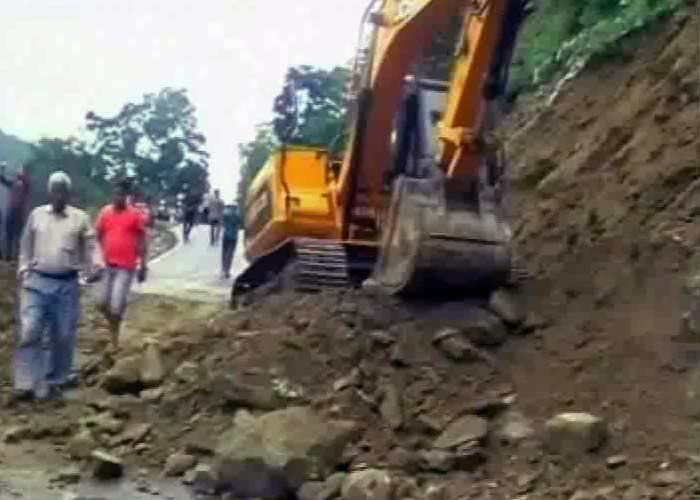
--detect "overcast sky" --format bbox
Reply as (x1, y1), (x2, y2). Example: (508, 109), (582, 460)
(0, 0), (368, 200)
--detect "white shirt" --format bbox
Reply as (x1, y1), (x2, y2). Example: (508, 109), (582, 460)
(19, 204), (94, 274)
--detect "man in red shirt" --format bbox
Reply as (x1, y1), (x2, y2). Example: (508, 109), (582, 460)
(95, 180), (148, 349)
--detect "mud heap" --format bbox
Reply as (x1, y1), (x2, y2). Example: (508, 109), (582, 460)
(0, 7), (698, 500)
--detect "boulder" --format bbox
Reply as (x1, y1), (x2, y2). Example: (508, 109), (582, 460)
(140, 339), (165, 387)
(299, 475), (348, 500)
(174, 361), (200, 384)
(432, 329), (483, 362)
(488, 288), (524, 326)
(3, 425), (32, 444)
(434, 415), (489, 449)
(209, 457), (297, 500)
(183, 463), (216, 487)
(215, 406), (359, 488)
(163, 451), (197, 477)
(419, 450), (455, 473)
(380, 384), (403, 430)
(67, 429), (98, 459)
(461, 309), (508, 347)
(101, 355), (143, 394)
(494, 411), (535, 445)
(209, 374), (281, 411)
(544, 412), (607, 456)
(341, 469), (393, 500)
(91, 450), (124, 480)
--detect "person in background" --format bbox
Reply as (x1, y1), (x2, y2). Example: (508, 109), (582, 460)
(221, 204), (241, 279)
(130, 187), (153, 228)
(208, 189), (225, 245)
(182, 189), (199, 243)
(94, 179), (148, 350)
(14, 172), (93, 401)
(0, 163), (31, 261)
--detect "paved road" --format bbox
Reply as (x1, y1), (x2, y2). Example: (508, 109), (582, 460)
(137, 224), (247, 300)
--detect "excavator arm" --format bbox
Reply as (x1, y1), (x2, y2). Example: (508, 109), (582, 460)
(341, 0), (530, 294)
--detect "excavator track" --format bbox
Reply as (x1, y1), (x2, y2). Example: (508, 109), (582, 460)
(232, 238), (375, 303)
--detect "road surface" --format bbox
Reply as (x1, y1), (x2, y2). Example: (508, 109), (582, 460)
(137, 224), (247, 300)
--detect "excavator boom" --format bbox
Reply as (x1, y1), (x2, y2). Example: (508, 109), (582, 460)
(233, 0), (530, 300)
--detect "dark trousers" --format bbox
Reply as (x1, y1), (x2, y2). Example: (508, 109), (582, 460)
(4, 208), (23, 260)
(222, 238), (237, 276)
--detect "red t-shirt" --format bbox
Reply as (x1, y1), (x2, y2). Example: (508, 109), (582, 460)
(95, 205), (145, 271)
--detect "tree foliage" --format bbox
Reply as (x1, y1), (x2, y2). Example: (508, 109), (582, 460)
(85, 87), (210, 200)
(24, 138), (111, 214)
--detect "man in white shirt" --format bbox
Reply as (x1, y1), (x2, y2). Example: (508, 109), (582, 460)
(14, 172), (93, 401)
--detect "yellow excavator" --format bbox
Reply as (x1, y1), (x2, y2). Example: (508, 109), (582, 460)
(234, 0), (532, 300)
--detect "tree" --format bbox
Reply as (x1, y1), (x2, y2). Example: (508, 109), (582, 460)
(24, 138), (111, 213)
(272, 65), (351, 150)
(84, 88), (210, 200)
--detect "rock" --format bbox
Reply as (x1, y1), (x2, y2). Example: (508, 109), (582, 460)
(461, 310), (508, 347)
(386, 447), (418, 472)
(341, 470), (393, 500)
(454, 441), (487, 471)
(209, 374), (281, 411)
(67, 429), (98, 459)
(606, 454), (628, 469)
(544, 413), (607, 456)
(118, 423), (152, 445)
(101, 355), (143, 394)
(140, 387), (165, 403)
(299, 482), (326, 500)
(380, 384), (403, 430)
(91, 395), (142, 418)
(209, 457), (297, 500)
(215, 406), (359, 487)
(91, 450), (124, 480)
(464, 397), (511, 418)
(174, 361), (199, 384)
(3, 425), (32, 444)
(425, 484), (447, 500)
(488, 288), (524, 326)
(52, 466), (81, 485)
(183, 463), (215, 487)
(333, 369), (360, 392)
(648, 470), (690, 487)
(369, 330), (395, 346)
(163, 451), (198, 477)
(81, 412), (125, 435)
(419, 450), (455, 473)
(434, 415), (489, 449)
(495, 411), (535, 444)
(432, 329), (482, 362)
(140, 339), (165, 387)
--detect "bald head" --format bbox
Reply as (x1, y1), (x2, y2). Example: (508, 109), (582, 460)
(48, 171), (72, 212)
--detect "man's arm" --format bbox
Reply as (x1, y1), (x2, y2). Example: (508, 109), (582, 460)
(18, 211), (34, 276)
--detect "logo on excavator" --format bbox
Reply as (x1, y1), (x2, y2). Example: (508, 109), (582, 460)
(396, 0), (418, 21)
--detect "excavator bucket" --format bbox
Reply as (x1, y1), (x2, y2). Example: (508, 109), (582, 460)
(373, 175), (511, 295)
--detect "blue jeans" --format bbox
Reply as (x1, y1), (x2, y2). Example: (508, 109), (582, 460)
(14, 273), (79, 396)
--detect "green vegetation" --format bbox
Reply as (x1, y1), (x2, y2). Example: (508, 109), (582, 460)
(510, 0), (686, 91)
(0, 88), (210, 214)
(0, 130), (31, 168)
